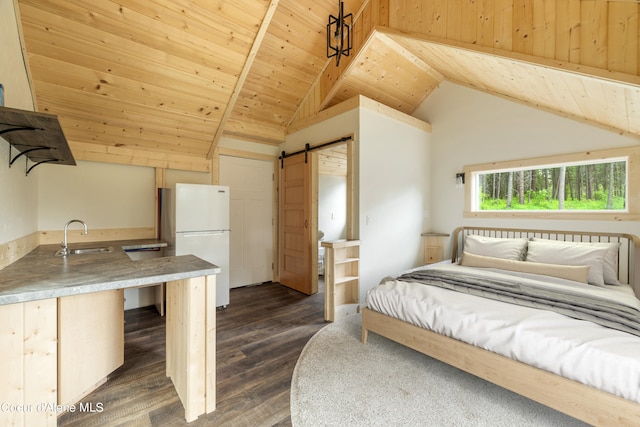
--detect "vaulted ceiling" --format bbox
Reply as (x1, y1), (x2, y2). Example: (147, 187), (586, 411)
(15, 0), (640, 172)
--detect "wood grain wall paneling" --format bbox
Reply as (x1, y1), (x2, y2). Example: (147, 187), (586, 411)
(14, 0), (640, 169)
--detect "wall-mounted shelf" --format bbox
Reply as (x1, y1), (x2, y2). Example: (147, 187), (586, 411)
(0, 106), (75, 175)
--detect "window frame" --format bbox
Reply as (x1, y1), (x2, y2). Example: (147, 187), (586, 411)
(463, 146), (640, 221)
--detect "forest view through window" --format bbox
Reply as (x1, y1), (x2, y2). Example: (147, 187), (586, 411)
(475, 159), (627, 211)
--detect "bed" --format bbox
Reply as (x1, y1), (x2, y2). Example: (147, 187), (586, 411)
(361, 226), (640, 426)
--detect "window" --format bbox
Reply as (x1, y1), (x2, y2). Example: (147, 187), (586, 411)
(475, 159), (626, 211)
(463, 146), (640, 221)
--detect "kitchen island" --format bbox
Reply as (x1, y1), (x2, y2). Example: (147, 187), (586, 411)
(0, 240), (220, 426)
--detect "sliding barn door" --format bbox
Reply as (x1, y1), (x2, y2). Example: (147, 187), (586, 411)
(279, 154), (315, 295)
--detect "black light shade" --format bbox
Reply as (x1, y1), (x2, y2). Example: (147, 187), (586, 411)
(327, 1), (353, 66)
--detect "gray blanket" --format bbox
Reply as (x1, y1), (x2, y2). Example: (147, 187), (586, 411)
(397, 268), (640, 337)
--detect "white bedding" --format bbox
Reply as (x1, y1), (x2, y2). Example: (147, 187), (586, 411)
(366, 263), (640, 403)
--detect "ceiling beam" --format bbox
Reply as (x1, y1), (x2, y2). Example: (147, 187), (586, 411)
(382, 27), (640, 89)
(70, 140), (211, 172)
(206, 0), (280, 159)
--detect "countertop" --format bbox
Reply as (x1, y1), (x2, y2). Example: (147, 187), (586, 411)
(0, 239), (221, 306)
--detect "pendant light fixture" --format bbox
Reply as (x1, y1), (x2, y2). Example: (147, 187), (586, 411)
(326, 1), (353, 66)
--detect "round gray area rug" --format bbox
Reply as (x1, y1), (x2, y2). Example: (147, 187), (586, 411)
(290, 314), (588, 427)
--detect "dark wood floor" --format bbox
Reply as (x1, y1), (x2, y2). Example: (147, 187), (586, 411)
(58, 281), (326, 427)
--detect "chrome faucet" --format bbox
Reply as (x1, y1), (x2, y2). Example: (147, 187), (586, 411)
(60, 219), (88, 256)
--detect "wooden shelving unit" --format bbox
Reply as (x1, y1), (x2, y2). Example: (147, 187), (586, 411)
(322, 240), (360, 322)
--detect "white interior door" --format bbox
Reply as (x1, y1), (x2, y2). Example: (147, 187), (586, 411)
(220, 156), (274, 288)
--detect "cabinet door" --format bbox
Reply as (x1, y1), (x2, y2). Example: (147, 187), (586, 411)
(58, 290), (124, 405)
(0, 299), (57, 426)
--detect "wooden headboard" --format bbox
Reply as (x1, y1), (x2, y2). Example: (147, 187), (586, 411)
(451, 226), (640, 297)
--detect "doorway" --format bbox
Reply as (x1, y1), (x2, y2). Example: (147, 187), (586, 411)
(316, 144), (348, 278)
(277, 138), (354, 295)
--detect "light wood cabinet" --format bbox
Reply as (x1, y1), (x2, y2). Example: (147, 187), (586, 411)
(422, 232), (449, 265)
(166, 275), (217, 421)
(322, 240), (360, 322)
(58, 289), (124, 406)
(0, 299), (57, 426)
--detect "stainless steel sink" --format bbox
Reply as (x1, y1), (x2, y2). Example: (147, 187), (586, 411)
(56, 246), (113, 256)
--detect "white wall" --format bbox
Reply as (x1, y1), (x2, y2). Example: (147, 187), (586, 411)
(38, 161), (155, 230)
(219, 136), (280, 158)
(0, 143), (39, 245)
(283, 108), (360, 224)
(318, 174), (347, 241)
(282, 109), (360, 153)
(413, 81), (640, 255)
(285, 103), (431, 301)
(37, 160), (156, 311)
(358, 108), (431, 298)
(0, 0), (38, 245)
(165, 168), (211, 187)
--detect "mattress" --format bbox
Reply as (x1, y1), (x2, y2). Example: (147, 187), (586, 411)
(366, 263), (640, 403)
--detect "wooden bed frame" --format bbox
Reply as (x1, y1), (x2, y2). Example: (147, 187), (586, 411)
(362, 226), (640, 427)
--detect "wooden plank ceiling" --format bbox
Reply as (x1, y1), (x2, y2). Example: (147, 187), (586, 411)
(15, 0), (640, 171)
(318, 144), (347, 176)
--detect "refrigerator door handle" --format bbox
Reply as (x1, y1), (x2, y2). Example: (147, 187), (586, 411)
(182, 230), (230, 237)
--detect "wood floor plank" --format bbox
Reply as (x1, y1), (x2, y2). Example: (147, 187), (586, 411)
(57, 281), (326, 426)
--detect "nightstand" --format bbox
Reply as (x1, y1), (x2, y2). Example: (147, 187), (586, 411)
(421, 232), (449, 265)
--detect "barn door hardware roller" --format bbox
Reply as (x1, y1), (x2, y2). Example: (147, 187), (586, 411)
(278, 135), (353, 168)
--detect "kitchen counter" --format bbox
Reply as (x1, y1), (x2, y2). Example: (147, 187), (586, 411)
(0, 238), (219, 425)
(0, 239), (220, 305)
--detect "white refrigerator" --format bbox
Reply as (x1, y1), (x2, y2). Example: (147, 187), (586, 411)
(160, 183), (230, 307)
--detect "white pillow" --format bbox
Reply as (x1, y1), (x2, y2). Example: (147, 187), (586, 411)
(461, 251), (590, 284)
(526, 240), (610, 286)
(463, 235), (528, 261)
(530, 238), (620, 285)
